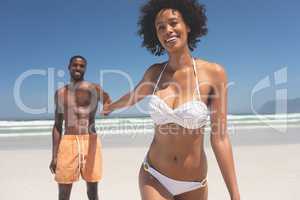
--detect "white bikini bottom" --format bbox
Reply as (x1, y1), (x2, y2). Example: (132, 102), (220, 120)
(143, 158), (207, 196)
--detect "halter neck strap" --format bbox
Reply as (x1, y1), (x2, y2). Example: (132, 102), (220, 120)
(152, 59), (201, 97)
(152, 62), (168, 95)
(192, 58), (201, 98)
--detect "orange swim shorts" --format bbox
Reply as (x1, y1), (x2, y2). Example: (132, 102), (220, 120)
(55, 134), (102, 184)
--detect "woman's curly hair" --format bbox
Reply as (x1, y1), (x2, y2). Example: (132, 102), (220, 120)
(138, 0), (208, 56)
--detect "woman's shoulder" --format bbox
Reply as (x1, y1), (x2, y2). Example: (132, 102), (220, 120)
(195, 58), (227, 82)
(143, 62), (166, 81)
(146, 62), (166, 72)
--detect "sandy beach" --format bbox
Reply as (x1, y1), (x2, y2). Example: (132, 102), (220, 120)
(0, 126), (299, 200)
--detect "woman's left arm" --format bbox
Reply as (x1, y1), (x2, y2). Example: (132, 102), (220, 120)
(209, 64), (240, 200)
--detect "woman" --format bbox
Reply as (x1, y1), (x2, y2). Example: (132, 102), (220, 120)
(102, 0), (240, 199)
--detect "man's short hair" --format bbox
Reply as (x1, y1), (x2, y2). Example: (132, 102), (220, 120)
(69, 55), (87, 65)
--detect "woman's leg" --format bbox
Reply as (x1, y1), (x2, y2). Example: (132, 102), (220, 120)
(139, 165), (174, 200)
(174, 185), (208, 200)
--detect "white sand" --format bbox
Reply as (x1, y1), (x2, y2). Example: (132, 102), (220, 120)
(0, 143), (299, 200)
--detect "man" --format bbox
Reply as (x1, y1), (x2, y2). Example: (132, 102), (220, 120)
(49, 55), (111, 200)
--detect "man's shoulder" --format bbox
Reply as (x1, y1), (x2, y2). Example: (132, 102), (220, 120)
(81, 81), (100, 87)
(56, 85), (67, 96)
(86, 82), (102, 91)
(80, 81), (103, 95)
(69, 81), (100, 91)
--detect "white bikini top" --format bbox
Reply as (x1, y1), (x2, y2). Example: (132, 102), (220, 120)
(148, 58), (209, 129)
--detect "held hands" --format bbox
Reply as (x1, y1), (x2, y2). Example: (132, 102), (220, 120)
(101, 103), (114, 116)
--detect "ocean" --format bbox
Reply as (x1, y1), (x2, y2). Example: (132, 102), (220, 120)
(0, 113), (299, 138)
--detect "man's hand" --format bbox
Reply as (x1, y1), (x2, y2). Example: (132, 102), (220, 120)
(101, 103), (113, 116)
(49, 158), (57, 174)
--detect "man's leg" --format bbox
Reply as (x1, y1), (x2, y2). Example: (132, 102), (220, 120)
(86, 182), (99, 200)
(58, 184), (73, 200)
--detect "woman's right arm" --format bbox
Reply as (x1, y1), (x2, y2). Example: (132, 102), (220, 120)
(102, 64), (159, 115)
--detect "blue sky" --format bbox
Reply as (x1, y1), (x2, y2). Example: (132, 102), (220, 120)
(0, 0), (299, 119)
